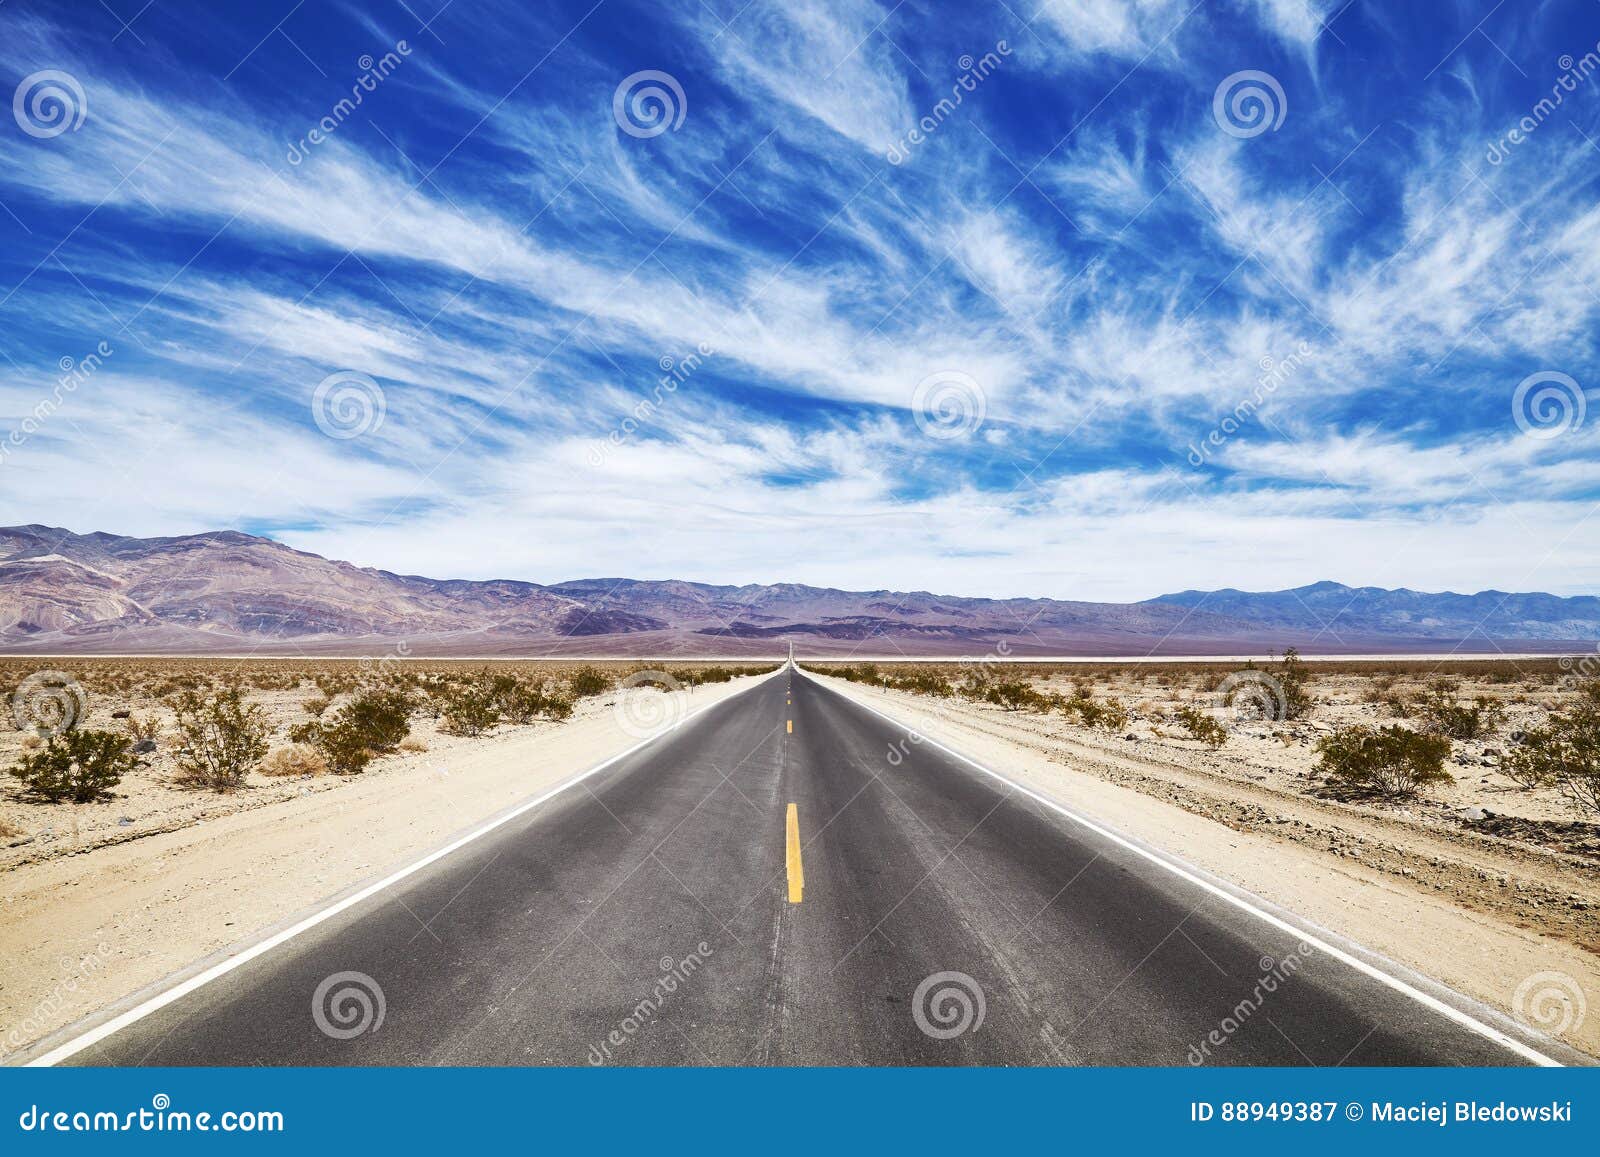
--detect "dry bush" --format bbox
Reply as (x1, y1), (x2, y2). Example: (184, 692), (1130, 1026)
(1317, 725), (1452, 798)
(398, 737), (428, 753)
(259, 743), (328, 777)
(302, 695), (332, 718)
(10, 730), (136, 803)
(1172, 706), (1227, 748)
(1500, 682), (1600, 816)
(171, 687), (271, 792)
(124, 713), (163, 743)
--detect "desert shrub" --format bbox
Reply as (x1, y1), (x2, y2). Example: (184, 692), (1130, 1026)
(124, 712), (162, 743)
(985, 680), (1049, 711)
(1361, 675), (1398, 703)
(1062, 693), (1130, 731)
(1172, 706), (1227, 748)
(10, 729), (136, 803)
(1499, 683), (1600, 816)
(291, 688), (413, 774)
(1379, 692), (1413, 718)
(1276, 649), (1314, 720)
(259, 743), (328, 777)
(1316, 725), (1452, 797)
(437, 682), (501, 736)
(568, 666), (612, 699)
(303, 695), (332, 718)
(398, 737), (429, 753)
(491, 675), (564, 724)
(171, 687), (271, 792)
(1412, 690), (1504, 740)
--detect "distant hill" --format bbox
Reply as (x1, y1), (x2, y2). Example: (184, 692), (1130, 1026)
(1144, 582), (1600, 642)
(0, 525), (1594, 656)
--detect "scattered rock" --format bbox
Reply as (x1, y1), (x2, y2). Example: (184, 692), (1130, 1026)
(1456, 806), (1486, 822)
(117, 816), (133, 827)
(132, 739), (157, 754)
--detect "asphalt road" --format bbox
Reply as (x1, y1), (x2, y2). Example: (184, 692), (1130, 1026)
(55, 667), (1570, 1066)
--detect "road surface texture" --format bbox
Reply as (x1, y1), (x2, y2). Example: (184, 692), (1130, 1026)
(48, 667), (1576, 1066)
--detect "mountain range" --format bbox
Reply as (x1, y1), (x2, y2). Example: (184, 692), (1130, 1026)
(0, 525), (1595, 657)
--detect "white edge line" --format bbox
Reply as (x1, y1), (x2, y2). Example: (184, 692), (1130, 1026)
(805, 672), (1564, 1068)
(25, 671), (784, 1068)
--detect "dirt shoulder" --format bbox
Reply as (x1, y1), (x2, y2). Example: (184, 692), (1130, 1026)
(0, 674), (768, 1062)
(811, 673), (1600, 1060)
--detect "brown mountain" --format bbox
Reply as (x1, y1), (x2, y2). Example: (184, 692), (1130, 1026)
(0, 525), (1593, 656)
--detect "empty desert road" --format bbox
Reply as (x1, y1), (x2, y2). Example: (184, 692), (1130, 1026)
(38, 667), (1580, 1066)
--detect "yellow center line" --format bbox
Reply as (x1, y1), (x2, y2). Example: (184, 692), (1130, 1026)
(785, 803), (804, 903)
(786, 719), (793, 733)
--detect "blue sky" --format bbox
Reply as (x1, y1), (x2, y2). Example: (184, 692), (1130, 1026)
(0, 0), (1597, 600)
